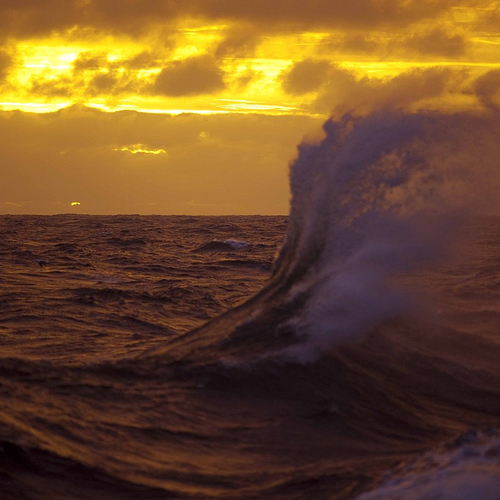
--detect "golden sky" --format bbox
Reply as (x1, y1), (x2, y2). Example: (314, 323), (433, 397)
(1, 0), (500, 214)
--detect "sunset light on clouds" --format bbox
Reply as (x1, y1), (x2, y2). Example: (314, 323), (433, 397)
(1, 0), (500, 214)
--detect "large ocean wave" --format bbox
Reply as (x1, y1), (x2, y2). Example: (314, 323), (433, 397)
(138, 109), (500, 498)
(145, 109), (500, 362)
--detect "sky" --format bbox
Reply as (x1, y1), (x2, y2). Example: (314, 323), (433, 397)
(1, 0), (500, 215)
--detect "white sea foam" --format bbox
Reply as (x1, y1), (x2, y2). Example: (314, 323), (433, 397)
(357, 431), (500, 500)
(224, 239), (250, 249)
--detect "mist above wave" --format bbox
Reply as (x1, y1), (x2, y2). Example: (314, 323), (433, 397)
(272, 109), (500, 356)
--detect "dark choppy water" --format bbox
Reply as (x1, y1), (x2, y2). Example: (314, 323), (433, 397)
(2, 110), (500, 500)
(0, 215), (283, 363)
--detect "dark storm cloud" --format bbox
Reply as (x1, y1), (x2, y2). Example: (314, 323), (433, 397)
(153, 56), (225, 96)
(0, 0), (480, 39)
(281, 58), (332, 95)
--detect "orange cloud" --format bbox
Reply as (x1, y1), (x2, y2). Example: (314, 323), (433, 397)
(123, 51), (161, 70)
(214, 25), (261, 58)
(323, 26), (469, 61)
(153, 55), (225, 96)
(309, 65), (468, 115)
(192, 0), (476, 29)
(0, 1), (80, 40)
(0, 50), (12, 82)
(404, 27), (468, 58)
(472, 4), (500, 33)
(26, 49), (162, 99)
(29, 76), (74, 98)
(340, 33), (381, 54)
(474, 68), (500, 110)
(73, 52), (109, 72)
(0, 0), (483, 40)
(281, 58), (332, 95)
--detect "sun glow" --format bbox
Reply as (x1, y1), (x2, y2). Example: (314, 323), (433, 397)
(0, 7), (498, 117)
(2, 1), (500, 216)
(115, 145), (167, 155)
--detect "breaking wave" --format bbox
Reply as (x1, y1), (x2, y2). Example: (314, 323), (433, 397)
(147, 109), (500, 362)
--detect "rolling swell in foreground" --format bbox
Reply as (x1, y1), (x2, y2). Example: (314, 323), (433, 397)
(1, 110), (500, 499)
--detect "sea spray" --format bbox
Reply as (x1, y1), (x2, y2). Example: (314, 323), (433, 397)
(275, 110), (500, 355)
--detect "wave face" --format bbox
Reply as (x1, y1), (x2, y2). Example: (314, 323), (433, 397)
(1, 110), (500, 500)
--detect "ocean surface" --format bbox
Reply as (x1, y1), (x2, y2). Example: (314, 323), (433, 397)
(1, 110), (500, 499)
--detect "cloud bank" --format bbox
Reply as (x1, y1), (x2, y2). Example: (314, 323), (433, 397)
(0, 0), (481, 39)
(0, 106), (321, 214)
